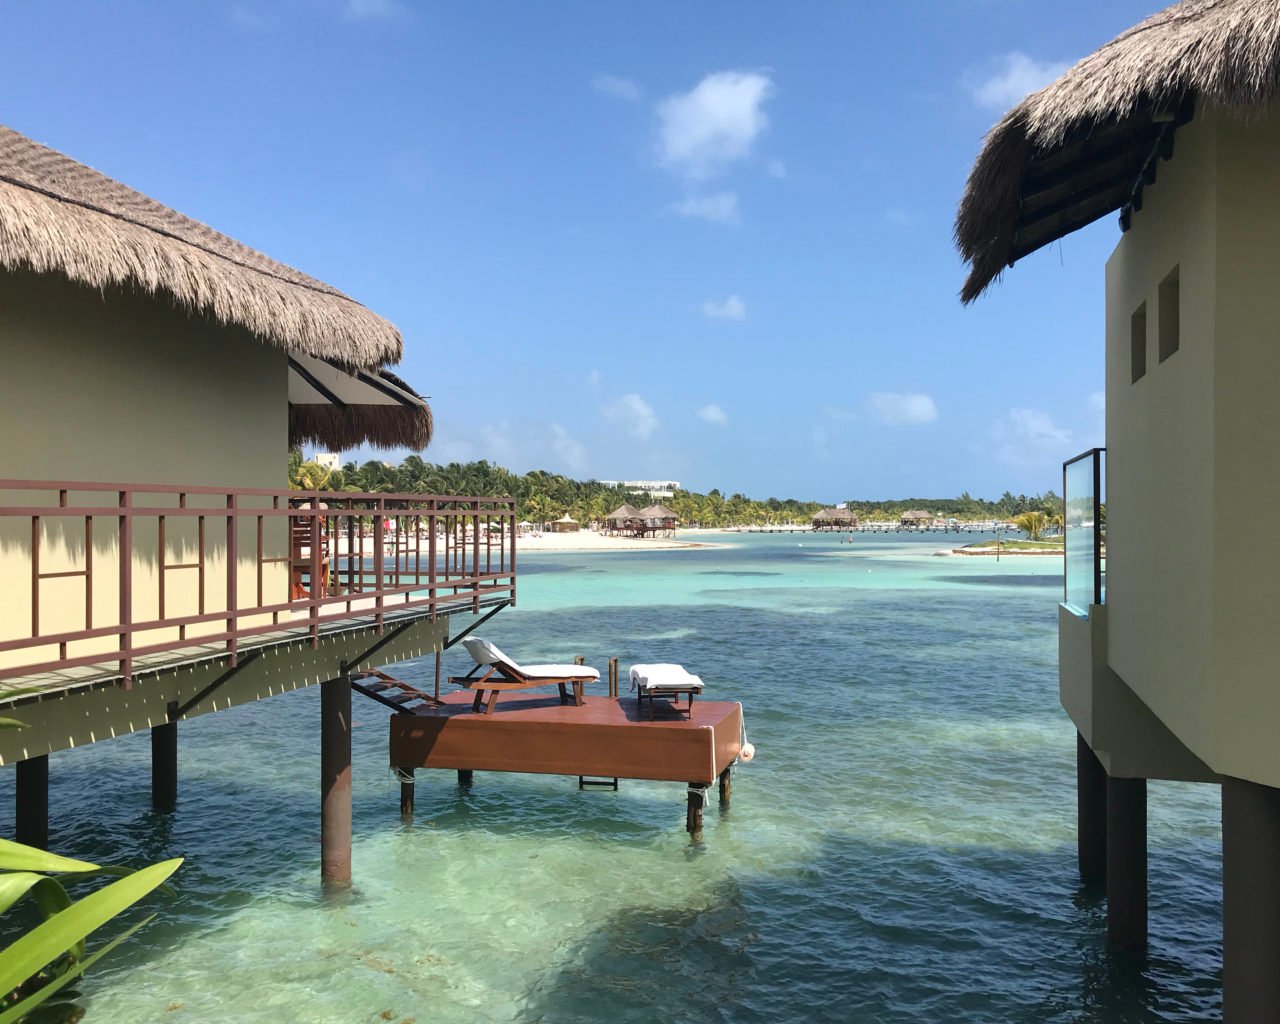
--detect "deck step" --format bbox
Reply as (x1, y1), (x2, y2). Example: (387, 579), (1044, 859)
(578, 776), (619, 791)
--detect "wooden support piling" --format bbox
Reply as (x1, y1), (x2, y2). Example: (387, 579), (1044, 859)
(399, 769), (415, 819)
(1224, 776), (1280, 1021)
(1077, 732), (1106, 885)
(719, 767), (732, 807)
(686, 786), (705, 836)
(151, 715), (178, 811)
(457, 769), (474, 786)
(1106, 775), (1147, 949)
(15, 754), (48, 850)
(608, 658), (619, 699)
(320, 662), (353, 885)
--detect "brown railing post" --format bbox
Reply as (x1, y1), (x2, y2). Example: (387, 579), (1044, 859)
(428, 499), (438, 620)
(118, 490), (132, 686)
(472, 499), (481, 613)
(227, 493), (239, 665)
(373, 498), (385, 633)
(308, 494), (321, 647)
(509, 501), (517, 608)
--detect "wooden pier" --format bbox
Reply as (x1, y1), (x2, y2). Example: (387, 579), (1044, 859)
(389, 691), (743, 833)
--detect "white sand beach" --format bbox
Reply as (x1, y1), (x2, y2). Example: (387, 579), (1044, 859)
(515, 530), (723, 553)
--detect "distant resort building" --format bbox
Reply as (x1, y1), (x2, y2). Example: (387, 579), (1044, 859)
(599, 479), (680, 500)
(812, 507), (858, 531)
(898, 510), (932, 528)
(957, 0), (1280, 1013)
(549, 515), (580, 533)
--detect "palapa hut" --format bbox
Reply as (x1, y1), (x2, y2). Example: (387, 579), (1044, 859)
(956, 0), (1280, 1005)
(637, 503), (679, 538)
(899, 510), (932, 528)
(549, 515), (580, 533)
(812, 507), (858, 531)
(604, 503), (641, 536)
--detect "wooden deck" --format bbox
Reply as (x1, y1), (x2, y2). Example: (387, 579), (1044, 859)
(389, 691), (743, 785)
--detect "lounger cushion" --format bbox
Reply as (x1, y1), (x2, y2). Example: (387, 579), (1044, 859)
(518, 664), (601, 680)
(629, 664), (705, 692)
(464, 637), (514, 668)
(464, 638), (598, 680)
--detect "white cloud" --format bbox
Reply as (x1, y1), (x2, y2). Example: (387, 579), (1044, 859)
(698, 403), (729, 426)
(604, 394), (658, 440)
(230, 5), (273, 28)
(967, 53), (1069, 110)
(550, 423), (589, 474)
(885, 207), (916, 227)
(670, 191), (740, 224)
(592, 74), (641, 102)
(587, 368), (601, 387)
(766, 159), (787, 179)
(869, 392), (939, 425)
(701, 294), (746, 321)
(657, 71), (774, 179)
(990, 407), (1073, 467)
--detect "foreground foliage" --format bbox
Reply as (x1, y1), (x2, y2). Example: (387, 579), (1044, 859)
(0, 839), (181, 1023)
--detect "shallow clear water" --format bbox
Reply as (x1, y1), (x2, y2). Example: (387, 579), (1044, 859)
(0, 533), (1222, 1022)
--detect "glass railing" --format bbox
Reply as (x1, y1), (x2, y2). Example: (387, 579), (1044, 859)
(1063, 448), (1105, 616)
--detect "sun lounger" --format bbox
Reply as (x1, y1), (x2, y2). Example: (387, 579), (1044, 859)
(450, 637), (599, 715)
(630, 663), (704, 720)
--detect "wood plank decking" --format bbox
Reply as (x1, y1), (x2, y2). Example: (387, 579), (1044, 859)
(389, 691), (743, 785)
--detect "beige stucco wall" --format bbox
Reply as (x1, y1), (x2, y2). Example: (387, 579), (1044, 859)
(1102, 104), (1280, 788)
(0, 269), (289, 675)
(1206, 108), (1280, 786)
(1104, 110), (1218, 766)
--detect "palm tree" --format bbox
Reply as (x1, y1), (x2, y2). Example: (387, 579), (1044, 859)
(1013, 510), (1050, 541)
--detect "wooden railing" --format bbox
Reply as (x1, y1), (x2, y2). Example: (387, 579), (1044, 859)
(0, 480), (517, 684)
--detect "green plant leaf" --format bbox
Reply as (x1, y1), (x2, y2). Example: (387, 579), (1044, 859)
(0, 874), (85, 963)
(52, 866), (177, 901)
(0, 858), (181, 996)
(0, 915), (154, 1024)
(0, 841), (98, 875)
(0, 719), (29, 731)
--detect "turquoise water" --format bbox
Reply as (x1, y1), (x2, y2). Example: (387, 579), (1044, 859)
(1, 533), (1221, 1022)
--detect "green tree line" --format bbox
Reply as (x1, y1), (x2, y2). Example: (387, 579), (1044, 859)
(288, 452), (1062, 528)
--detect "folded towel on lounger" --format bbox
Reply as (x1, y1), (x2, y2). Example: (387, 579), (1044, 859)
(629, 664), (705, 693)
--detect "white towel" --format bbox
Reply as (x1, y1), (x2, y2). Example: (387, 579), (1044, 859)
(630, 663), (705, 693)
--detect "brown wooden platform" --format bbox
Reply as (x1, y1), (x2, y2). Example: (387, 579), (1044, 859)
(389, 691), (743, 785)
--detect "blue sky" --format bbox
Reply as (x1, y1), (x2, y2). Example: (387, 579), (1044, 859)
(2, 1), (1159, 501)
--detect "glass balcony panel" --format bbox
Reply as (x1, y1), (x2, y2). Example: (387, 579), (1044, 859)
(1064, 449), (1105, 616)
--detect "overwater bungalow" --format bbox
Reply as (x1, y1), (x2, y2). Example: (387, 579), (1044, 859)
(812, 507), (858, 531)
(898, 510), (931, 528)
(0, 123), (516, 881)
(637, 503), (679, 538)
(604, 503), (641, 535)
(957, 0), (1280, 1014)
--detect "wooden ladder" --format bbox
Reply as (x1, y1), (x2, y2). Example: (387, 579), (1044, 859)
(350, 669), (444, 713)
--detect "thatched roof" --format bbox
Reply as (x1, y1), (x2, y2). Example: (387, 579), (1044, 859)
(813, 507), (857, 521)
(0, 124), (401, 367)
(900, 510), (933, 520)
(638, 503), (678, 519)
(956, 0), (1280, 303)
(606, 503), (641, 521)
(288, 368), (433, 451)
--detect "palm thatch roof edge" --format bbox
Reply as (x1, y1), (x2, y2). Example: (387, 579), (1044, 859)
(956, 0), (1280, 303)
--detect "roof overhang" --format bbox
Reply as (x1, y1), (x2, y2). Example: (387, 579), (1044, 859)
(287, 353), (433, 452)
